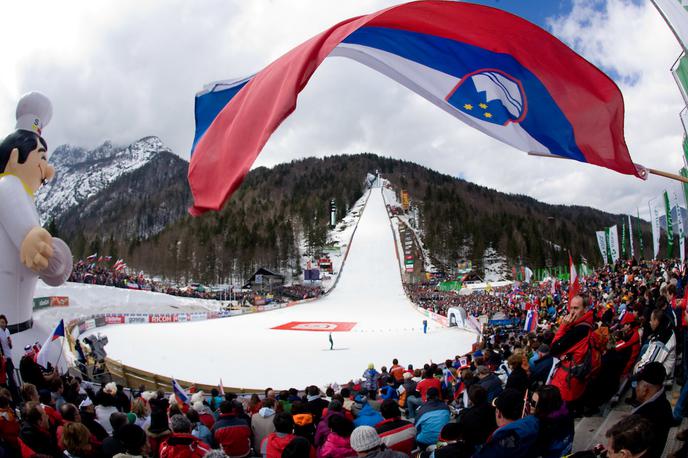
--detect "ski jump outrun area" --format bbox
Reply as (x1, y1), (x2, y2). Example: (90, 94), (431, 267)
(60, 183), (476, 389)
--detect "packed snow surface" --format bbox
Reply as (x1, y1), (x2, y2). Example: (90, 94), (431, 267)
(81, 184), (476, 389)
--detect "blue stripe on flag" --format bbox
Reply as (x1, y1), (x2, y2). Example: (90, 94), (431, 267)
(341, 26), (586, 162)
(191, 79), (252, 156)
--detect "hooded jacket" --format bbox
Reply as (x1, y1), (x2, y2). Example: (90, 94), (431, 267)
(319, 432), (355, 458)
(159, 432), (211, 458)
(260, 432), (296, 458)
(251, 407), (276, 454)
(473, 415), (539, 458)
(353, 402), (383, 428)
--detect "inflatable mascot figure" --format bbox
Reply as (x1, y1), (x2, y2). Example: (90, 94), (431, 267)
(0, 92), (73, 333)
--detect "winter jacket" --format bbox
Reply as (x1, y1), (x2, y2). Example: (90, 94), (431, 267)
(473, 415), (539, 458)
(353, 403), (383, 428)
(416, 378), (441, 402)
(414, 400), (450, 446)
(362, 369), (381, 392)
(633, 388), (673, 458)
(319, 432), (356, 458)
(191, 422), (212, 447)
(535, 404), (574, 458)
(634, 325), (677, 381)
(159, 433), (211, 458)
(529, 355), (554, 389)
(294, 413), (316, 443)
(19, 422), (60, 457)
(147, 430), (172, 458)
(457, 402), (497, 450)
(375, 417), (416, 455)
(505, 367), (528, 396)
(315, 411), (341, 449)
(358, 448), (406, 458)
(211, 413), (252, 457)
(550, 310), (595, 401)
(252, 407), (276, 454)
(390, 365), (405, 383)
(260, 432), (296, 458)
(477, 374), (502, 403)
(615, 328), (641, 378)
(0, 406), (20, 452)
(307, 397), (330, 425)
(379, 386), (399, 402)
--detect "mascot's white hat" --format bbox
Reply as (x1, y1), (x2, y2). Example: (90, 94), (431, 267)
(15, 91), (52, 136)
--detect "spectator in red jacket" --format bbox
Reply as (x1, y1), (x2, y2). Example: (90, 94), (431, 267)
(159, 414), (211, 458)
(550, 296), (595, 407)
(375, 399), (416, 455)
(211, 400), (252, 457)
(261, 412), (297, 458)
(416, 370), (441, 402)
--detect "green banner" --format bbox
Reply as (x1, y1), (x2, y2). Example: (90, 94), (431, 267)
(438, 280), (462, 292)
(665, 190), (675, 258)
(32, 297), (50, 310)
(621, 222), (626, 259)
(637, 209), (644, 257)
(675, 55), (688, 103)
(683, 136), (688, 166)
(681, 168), (688, 213)
(605, 228), (612, 264)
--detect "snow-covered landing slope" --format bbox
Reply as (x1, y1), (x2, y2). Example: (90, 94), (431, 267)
(87, 183), (476, 389)
(12, 282), (221, 360)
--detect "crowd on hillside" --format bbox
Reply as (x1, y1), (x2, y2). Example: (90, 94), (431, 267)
(3, 258), (687, 457)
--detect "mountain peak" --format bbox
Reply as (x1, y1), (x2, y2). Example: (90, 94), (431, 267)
(37, 136), (175, 223)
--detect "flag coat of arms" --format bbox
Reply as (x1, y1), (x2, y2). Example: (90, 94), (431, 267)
(189, 1), (645, 214)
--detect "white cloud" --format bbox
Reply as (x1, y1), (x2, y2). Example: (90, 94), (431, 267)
(0, 0), (684, 217)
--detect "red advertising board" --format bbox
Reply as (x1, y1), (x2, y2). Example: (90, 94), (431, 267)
(105, 315), (125, 324)
(50, 296), (70, 307)
(272, 321), (357, 332)
(149, 315), (177, 323)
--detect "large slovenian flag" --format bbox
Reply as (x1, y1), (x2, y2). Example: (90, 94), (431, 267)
(188, 1), (646, 215)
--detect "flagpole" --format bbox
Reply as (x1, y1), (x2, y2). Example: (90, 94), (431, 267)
(527, 152), (688, 184)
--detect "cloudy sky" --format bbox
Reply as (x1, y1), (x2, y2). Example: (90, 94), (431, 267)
(0, 0), (684, 216)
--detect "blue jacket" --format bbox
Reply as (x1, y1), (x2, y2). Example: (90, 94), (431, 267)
(473, 416), (539, 458)
(362, 368), (380, 391)
(354, 402), (384, 428)
(414, 400), (450, 446)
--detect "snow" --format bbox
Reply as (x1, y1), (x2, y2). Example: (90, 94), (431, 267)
(82, 180), (476, 389)
(36, 137), (170, 223)
(301, 189), (370, 292)
(11, 281), (222, 362)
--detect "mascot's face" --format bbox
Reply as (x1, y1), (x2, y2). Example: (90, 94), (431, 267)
(5, 138), (55, 194)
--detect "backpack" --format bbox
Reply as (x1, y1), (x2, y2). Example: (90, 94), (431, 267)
(565, 322), (600, 382)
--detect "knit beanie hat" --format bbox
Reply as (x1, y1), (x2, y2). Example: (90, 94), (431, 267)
(350, 426), (382, 452)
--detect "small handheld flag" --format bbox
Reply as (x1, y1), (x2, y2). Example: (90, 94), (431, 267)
(36, 319), (67, 373)
(172, 379), (190, 405)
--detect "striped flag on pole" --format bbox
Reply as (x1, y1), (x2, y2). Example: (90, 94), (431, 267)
(172, 379), (190, 405)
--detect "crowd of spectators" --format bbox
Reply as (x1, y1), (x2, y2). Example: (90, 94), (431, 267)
(68, 261), (323, 305)
(4, 258), (687, 457)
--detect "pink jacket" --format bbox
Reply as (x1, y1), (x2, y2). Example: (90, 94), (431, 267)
(318, 432), (356, 458)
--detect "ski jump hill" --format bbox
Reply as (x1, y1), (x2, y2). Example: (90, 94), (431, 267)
(32, 181), (477, 389)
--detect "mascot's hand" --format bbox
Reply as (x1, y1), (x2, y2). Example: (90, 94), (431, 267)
(20, 227), (54, 271)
